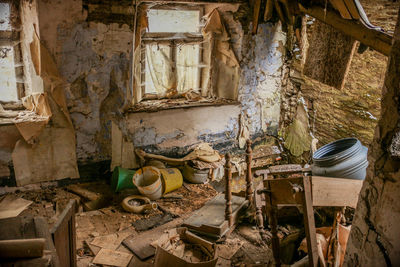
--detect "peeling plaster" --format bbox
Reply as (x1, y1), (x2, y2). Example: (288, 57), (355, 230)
(238, 22), (286, 136)
(34, 1), (286, 162)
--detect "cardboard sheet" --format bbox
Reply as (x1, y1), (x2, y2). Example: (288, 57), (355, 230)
(90, 230), (132, 250)
(0, 195), (32, 219)
(92, 248), (132, 267)
(11, 40), (80, 185)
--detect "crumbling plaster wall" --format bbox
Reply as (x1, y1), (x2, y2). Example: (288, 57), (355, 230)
(37, 0), (133, 163)
(35, 1), (286, 163)
(125, 19), (285, 155)
(344, 8), (400, 266)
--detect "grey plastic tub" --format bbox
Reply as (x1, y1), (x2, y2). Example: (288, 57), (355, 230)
(312, 138), (368, 180)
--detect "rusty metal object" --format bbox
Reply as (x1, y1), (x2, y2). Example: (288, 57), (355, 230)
(225, 153), (233, 227)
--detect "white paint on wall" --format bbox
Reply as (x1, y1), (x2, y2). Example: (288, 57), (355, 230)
(126, 105), (241, 148)
(0, 47), (18, 102)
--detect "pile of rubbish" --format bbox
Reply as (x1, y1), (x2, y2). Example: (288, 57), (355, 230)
(111, 143), (224, 213)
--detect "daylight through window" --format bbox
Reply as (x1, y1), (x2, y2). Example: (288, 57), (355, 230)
(142, 8), (204, 99)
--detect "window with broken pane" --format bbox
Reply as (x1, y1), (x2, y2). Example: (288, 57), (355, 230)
(0, 1), (24, 102)
(142, 7), (203, 99)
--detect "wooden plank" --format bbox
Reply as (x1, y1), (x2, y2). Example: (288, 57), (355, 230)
(122, 137), (139, 169)
(123, 217), (184, 260)
(66, 184), (99, 201)
(182, 194), (248, 238)
(274, 0), (287, 25)
(264, 176), (363, 207)
(268, 164), (302, 175)
(50, 200), (76, 267)
(301, 176), (318, 267)
(330, 0), (352, 19)
(264, 0), (274, 21)
(299, 4), (392, 56)
(252, 0), (262, 34)
(343, 0), (360, 20)
(0, 238), (45, 259)
(111, 121), (123, 170)
(311, 176), (363, 208)
(303, 19), (357, 90)
(33, 217), (61, 267)
(266, 180), (281, 266)
(265, 177), (304, 205)
(0, 217), (60, 267)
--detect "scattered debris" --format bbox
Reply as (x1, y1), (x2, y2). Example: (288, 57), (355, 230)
(153, 227), (218, 267)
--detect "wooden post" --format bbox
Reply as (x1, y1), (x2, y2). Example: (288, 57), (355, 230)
(301, 176), (318, 267)
(246, 139), (254, 205)
(225, 153), (233, 227)
(264, 179), (281, 267)
(255, 184), (269, 243)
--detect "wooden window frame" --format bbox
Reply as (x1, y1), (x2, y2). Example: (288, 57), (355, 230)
(0, 0), (26, 103)
(140, 5), (204, 101)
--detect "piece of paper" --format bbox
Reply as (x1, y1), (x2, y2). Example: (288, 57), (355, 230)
(92, 248), (132, 267)
(90, 230), (132, 250)
(0, 195), (33, 219)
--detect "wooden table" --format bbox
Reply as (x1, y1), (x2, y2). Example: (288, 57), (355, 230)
(257, 164), (363, 267)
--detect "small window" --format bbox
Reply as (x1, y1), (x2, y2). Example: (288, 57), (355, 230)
(141, 7), (203, 99)
(0, 1), (24, 102)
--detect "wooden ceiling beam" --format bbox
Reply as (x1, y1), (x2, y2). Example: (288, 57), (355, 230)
(299, 4), (392, 56)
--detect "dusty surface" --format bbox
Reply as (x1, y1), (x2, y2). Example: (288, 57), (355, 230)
(16, 187), (80, 227)
(9, 181), (277, 266)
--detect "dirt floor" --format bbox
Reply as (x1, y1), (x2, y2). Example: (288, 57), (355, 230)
(12, 181), (276, 266)
(9, 178), (352, 266)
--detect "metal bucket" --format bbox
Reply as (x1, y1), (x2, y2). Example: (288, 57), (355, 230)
(159, 168), (183, 194)
(312, 138), (368, 180)
(182, 164), (209, 184)
(133, 166), (163, 200)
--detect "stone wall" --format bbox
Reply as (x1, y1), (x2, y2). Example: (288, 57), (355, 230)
(300, 0), (399, 147)
(344, 8), (400, 266)
(36, 1), (286, 162)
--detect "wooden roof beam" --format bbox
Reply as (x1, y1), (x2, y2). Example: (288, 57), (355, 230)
(299, 4), (392, 56)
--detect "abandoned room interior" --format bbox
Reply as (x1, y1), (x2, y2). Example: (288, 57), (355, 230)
(0, 0), (399, 266)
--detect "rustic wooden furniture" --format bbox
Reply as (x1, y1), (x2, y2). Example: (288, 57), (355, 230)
(183, 141), (254, 238)
(50, 199), (77, 267)
(0, 216), (61, 267)
(256, 165), (363, 267)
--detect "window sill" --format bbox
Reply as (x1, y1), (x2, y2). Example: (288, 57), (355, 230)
(127, 98), (239, 113)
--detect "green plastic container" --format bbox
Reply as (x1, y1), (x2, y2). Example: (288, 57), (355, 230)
(111, 166), (136, 192)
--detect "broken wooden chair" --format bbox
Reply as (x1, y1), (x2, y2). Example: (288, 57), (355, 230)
(182, 140), (255, 239)
(254, 164), (363, 267)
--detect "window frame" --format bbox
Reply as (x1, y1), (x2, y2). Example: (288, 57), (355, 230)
(0, 0), (26, 103)
(140, 4), (204, 101)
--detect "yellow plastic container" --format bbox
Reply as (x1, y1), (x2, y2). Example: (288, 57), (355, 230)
(159, 168), (183, 194)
